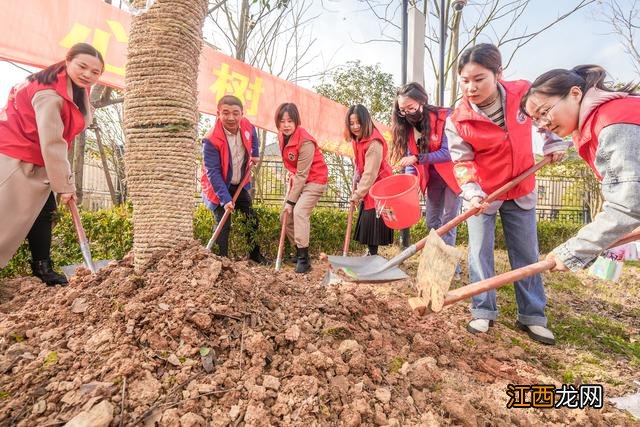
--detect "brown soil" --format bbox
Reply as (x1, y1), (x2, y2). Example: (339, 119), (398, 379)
(0, 241), (637, 426)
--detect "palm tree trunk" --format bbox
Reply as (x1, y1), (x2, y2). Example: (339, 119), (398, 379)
(124, 0), (208, 271)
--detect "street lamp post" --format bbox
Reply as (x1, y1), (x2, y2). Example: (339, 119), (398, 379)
(439, 0), (467, 106)
(438, 0), (446, 106)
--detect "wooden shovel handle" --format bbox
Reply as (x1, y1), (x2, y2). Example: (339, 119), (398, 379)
(68, 199), (88, 244)
(443, 226), (640, 307)
(275, 210), (289, 272)
(415, 156), (552, 252)
(343, 181), (358, 256)
(207, 163), (254, 249)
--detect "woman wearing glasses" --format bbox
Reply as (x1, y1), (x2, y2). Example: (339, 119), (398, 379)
(391, 82), (462, 262)
(521, 65), (640, 273)
(445, 43), (568, 345)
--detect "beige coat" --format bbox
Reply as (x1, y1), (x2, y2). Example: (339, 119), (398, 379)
(0, 77), (91, 267)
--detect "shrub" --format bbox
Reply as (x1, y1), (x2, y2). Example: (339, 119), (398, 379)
(0, 203), (583, 279)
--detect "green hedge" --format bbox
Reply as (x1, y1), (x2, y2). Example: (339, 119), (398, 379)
(1, 203), (583, 279)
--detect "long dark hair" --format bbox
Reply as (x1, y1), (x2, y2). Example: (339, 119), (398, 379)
(391, 82), (439, 163)
(520, 65), (637, 113)
(27, 43), (104, 115)
(345, 104), (373, 141)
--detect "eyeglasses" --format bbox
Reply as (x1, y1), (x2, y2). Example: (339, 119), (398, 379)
(531, 96), (564, 127)
(398, 105), (420, 117)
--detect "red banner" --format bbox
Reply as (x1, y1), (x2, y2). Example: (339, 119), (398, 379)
(0, 0), (392, 156)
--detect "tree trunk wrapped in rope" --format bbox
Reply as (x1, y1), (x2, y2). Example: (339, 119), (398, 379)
(124, 0), (208, 271)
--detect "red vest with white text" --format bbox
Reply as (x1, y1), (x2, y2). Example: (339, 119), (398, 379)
(407, 108), (461, 195)
(449, 80), (534, 200)
(201, 117), (253, 206)
(278, 126), (328, 185)
(574, 96), (640, 181)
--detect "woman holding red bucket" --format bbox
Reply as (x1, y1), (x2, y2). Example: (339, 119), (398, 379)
(521, 65), (640, 273)
(345, 104), (394, 256)
(390, 82), (462, 270)
(446, 43), (568, 345)
(275, 102), (328, 273)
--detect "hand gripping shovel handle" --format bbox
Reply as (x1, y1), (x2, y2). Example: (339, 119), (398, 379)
(370, 156), (553, 274)
(419, 156), (552, 251)
(443, 227), (640, 307)
(275, 210), (289, 272)
(68, 199), (97, 273)
(206, 163), (255, 250)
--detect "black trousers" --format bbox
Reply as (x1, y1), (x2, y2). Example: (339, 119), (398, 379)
(213, 185), (259, 257)
(27, 192), (56, 261)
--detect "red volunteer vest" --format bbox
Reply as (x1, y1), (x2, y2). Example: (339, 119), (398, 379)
(201, 117), (253, 206)
(0, 70), (87, 166)
(352, 127), (393, 209)
(449, 80), (534, 200)
(407, 109), (461, 195)
(278, 126), (328, 185)
(574, 96), (640, 181)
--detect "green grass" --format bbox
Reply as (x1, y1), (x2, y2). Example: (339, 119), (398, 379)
(550, 313), (639, 360)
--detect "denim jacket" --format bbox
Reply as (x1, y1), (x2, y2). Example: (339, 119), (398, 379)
(554, 122), (640, 270)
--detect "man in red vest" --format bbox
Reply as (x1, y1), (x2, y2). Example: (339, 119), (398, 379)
(200, 95), (267, 264)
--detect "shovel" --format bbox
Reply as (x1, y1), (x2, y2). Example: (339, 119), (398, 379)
(409, 227), (640, 314)
(206, 163), (254, 251)
(274, 210), (289, 272)
(343, 198), (356, 256)
(329, 156), (552, 283)
(61, 199), (112, 279)
(323, 189), (359, 285)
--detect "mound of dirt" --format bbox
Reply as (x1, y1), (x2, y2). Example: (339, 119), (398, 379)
(0, 241), (633, 426)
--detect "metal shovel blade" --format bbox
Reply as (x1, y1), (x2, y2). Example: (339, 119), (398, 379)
(61, 259), (112, 280)
(326, 255), (409, 283)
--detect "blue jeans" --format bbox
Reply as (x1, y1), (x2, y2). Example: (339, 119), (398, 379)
(425, 166), (462, 246)
(467, 200), (547, 326)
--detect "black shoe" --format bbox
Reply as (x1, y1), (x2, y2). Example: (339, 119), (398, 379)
(295, 247), (311, 274)
(248, 247), (269, 265)
(31, 259), (68, 286)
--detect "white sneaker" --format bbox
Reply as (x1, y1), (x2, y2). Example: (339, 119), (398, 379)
(466, 319), (494, 334)
(516, 321), (555, 345)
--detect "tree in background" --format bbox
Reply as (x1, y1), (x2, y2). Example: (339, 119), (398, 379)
(205, 0), (321, 198)
(315, 60), (396, 202)
(124, 0), (208, 271)
(597, 0), (640, 78)
(315, 60), (396, 125)
(358, 0), (595, 106)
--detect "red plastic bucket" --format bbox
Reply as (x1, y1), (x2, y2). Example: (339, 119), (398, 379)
(369, 174), (421, 230)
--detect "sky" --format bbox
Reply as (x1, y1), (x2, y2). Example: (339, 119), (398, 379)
(0, 0), (636, 104)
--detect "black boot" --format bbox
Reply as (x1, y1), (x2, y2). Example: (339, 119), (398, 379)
(248, 246), (269, 265)
(31, 259), (68, 286)
(295, 247), (311, 274)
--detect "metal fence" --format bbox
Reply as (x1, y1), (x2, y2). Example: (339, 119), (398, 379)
(253, 159), (593, 223)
